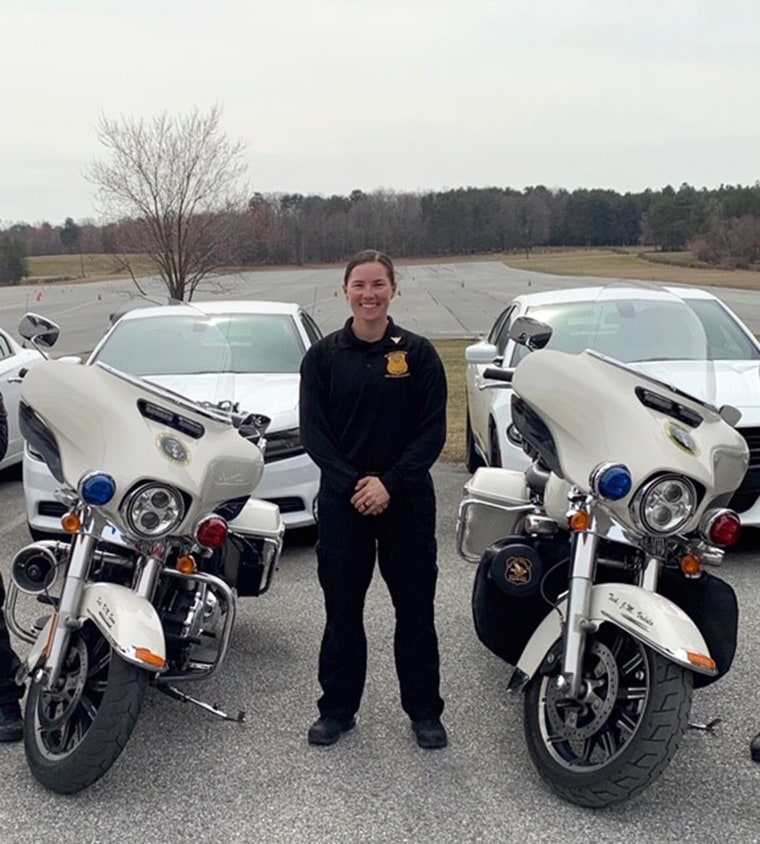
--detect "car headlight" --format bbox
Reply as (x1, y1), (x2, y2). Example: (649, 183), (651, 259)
(629, 474), (697, 535)
(121, 482), (185, 538)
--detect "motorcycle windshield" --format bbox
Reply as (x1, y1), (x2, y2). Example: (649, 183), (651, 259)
(92, 308), (241, 417)
(519, 280), (718, 411)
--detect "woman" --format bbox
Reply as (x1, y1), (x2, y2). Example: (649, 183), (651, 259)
(299, 249), (448, 749)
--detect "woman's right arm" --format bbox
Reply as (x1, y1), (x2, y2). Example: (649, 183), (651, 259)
(299, 347), (359, 496)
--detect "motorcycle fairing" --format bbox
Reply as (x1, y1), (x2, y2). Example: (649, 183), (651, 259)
(24, 583), (166, 674)
(511, 582), (717, 690)
(20, 359), (265, 538)
(512, 349), (749, 535)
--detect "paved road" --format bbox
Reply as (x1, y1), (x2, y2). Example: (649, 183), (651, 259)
(4, 259), (760, 352)
(0, 263), (759, 842)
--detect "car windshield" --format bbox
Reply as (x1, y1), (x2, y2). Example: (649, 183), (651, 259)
(92, 312), (306, 376)
(512, 298), (760, 365)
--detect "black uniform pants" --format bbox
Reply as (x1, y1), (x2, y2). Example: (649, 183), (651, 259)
(0, 574), (21, 705)
(315, 479), (444, 723)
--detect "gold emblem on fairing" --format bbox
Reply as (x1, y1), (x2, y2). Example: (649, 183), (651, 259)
(157, 433), (191, 465)
(385, 350), (409, 378)
(665, 422), (699, 456)
(505, 556), (532, 586)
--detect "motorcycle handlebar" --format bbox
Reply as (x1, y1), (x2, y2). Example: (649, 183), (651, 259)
(484, 367), (513, 383)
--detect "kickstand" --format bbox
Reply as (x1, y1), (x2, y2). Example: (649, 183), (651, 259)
(157, 683), (246, 723)
(688, 717), (722, 735)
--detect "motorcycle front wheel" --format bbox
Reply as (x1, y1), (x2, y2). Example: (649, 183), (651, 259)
(524, 625), (693, 808)
(24, 623), (149, 794)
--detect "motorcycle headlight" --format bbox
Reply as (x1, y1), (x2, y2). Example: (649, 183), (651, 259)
(630, 474), (697, 535)
(122, 482), (185, 538)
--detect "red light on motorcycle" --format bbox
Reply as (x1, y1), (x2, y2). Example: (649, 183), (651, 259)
(176, 555), (197, 574)
(135, 647), (166, 669)
(195, 515), (228, 549)
(569, 510), (591, 532)
(61, 512), (81, 533)
(680, 554), (701, 577)
(705, 511), (741, 547)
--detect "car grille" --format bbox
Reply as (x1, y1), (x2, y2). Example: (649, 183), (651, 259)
(730, 426), (760, 512)
(264, 430), (304, 463)
(39, 502), (67, 518)
(263, 497), (304, 514)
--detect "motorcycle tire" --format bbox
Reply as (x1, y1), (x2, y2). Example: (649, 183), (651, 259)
(523, 625), (693, 808)
(24, 623), (149, 794)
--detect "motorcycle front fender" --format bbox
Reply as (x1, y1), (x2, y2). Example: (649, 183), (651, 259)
(24, 583), (166, 675)
(511, 582), (716, 689)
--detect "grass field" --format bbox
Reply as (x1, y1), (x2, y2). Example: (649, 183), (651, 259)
(432, 339), (468, 465)
(25, 253), (156, 284)
(503, 247), (760, 290)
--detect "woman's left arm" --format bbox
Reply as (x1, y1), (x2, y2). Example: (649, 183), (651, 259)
(380, 341), (447, 495)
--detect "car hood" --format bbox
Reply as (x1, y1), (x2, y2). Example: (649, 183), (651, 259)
(629, 360), (760, 426)
(138, 372), (301, 430)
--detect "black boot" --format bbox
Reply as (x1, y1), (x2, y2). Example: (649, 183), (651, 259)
(751, 732), (760, 763)
(0, 701), (22, 743)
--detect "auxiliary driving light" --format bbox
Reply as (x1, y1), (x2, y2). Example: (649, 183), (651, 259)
(589, 462), (632, 501)
(79, 471), (117, 506)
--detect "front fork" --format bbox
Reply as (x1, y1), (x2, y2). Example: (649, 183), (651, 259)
(42, 522), (96, 689)
(40, 514), (164, 690)
(556, 517), (663, 700)
(556, 518), (598, 699)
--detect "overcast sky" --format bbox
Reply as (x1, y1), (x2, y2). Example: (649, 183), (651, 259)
(1, 0), (759, 225)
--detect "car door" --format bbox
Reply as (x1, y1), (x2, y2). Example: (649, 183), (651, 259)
(0, 330), (41, 468)
(466, 305), (517, 452)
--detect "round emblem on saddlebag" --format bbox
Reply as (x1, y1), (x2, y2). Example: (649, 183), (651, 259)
(484, 539), (544, 597)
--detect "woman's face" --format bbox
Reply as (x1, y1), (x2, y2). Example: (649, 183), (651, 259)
(344, 261), (395, 326)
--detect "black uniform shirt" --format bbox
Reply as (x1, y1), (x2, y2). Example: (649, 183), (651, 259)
(299, 317), (447, 497)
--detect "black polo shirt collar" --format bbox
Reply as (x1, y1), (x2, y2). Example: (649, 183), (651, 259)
(337, 317), (405, 349)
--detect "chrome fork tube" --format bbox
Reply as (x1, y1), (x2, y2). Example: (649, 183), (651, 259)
(558, 518), (599, 699)
(44, 519), (96, 689)
(134, 555), (163, 600)
(640, 554), (661, 591)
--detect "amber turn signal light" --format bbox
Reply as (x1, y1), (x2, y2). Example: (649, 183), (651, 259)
(569, 510), (591, 532)
(176, 555), (197, 574)
(61, 512), (82, 533)
(680, 554), (702, 577)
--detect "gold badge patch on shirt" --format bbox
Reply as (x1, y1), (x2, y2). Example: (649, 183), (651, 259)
(385, 350), (409, 378)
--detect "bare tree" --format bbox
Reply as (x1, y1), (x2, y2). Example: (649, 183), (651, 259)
(86, 105), (248, 300)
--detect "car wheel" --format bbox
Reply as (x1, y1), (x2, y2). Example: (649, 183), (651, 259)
(488, 419), (502, 467)
(466, 411), (485, 474)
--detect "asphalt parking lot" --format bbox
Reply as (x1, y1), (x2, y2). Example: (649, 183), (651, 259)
(0, 263), (759, 842)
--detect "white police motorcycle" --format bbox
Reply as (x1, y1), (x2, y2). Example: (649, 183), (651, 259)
(457, 283), (748, 807)
(5, 312), (284, 794)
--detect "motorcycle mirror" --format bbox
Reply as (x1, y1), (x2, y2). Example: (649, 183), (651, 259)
(509, 316), (553, 351)
(719, 404), (742, 427)
(18, 312), (61, 350)
(236, 412), (271, 443)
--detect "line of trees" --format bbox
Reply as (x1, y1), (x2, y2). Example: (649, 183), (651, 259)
(5, 182), (760, 277)
(2, 105), (760, 295)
